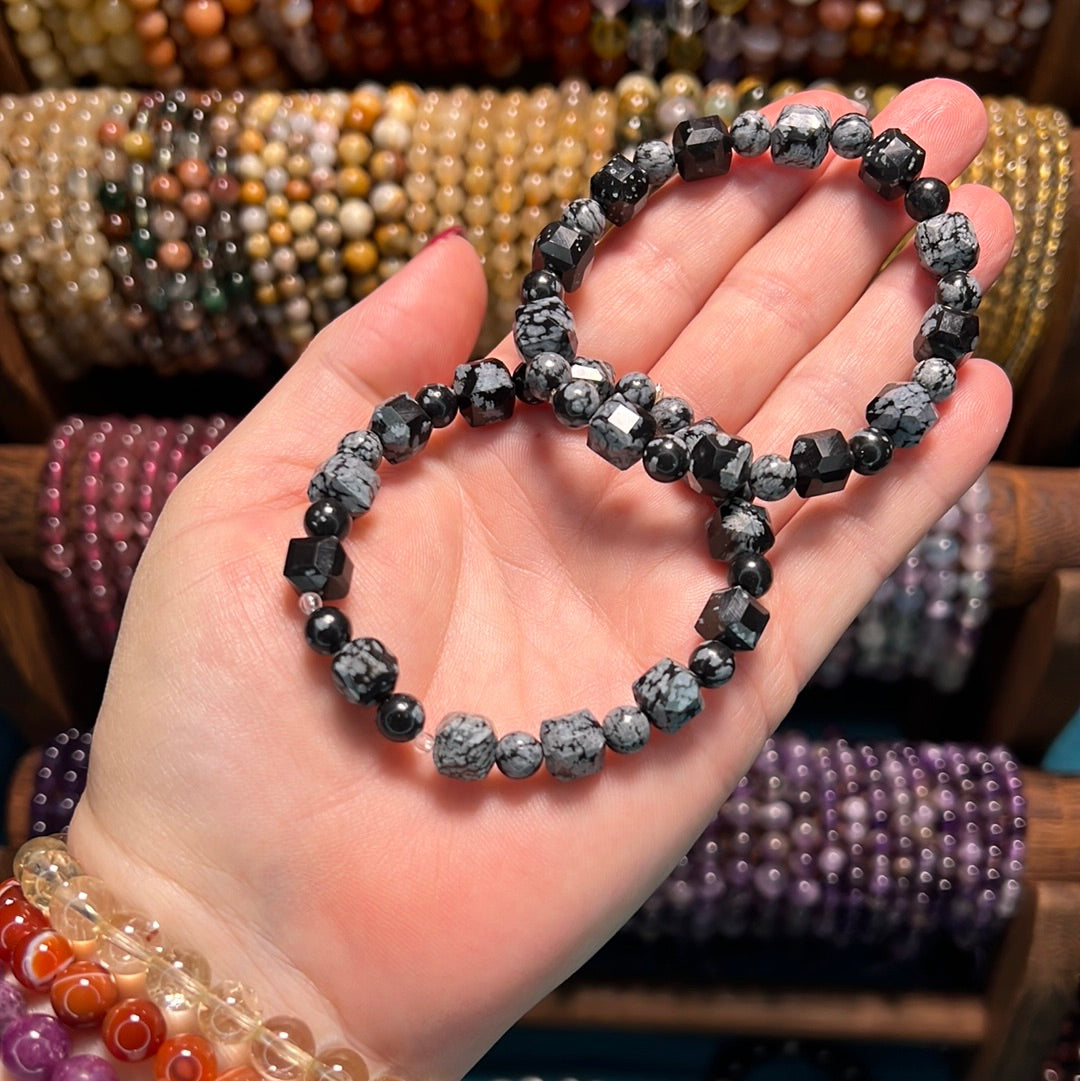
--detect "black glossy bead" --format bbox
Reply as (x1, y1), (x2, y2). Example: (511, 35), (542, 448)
(829, 112), (873, 159)
(304, 606), (351, 655)
(728, 551), (773, 597)
(673, 115), (733, 181)
(375, 693), (426, 742)
(914, 304), (980, 363)
(615, 371), (657, 409)
(416, 383), (458, 428)
(304, 498), (351, 540)
(848, 427), (894, 475)
(284, 535), (352, 599)
(695, 586), (770, 651)
(707, 498), (774, 560)
(643, 435), (689, 482)
(904, 177), (950, 221)
(370, 393), (432, 464)
(588, 396), (656, 470)
(532, 221), (595, 292)
(859, 128), (926, 200)
(790, 429), (852, 497)
(590, 154), (649, 226)
(688, 432), (753, 499)
(936, 270), (982, 312)
(453, 358), (516, 426)
(331, 637), (398, 706)
(552, 379), (602, 428)
(513, 361), (543, 404)
(520, 267), (565, 303)
(651, 396), (693, 433)
(688, 640), (735, 688)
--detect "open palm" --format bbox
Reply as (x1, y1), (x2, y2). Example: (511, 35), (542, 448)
(68, 79), (1014, 1081)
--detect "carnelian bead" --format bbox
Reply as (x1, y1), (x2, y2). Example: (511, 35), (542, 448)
(548, 0), (590, 35)
(50, 960), (119, 1026)
(155, 1034), (218, 1081)
(11, 927), (74, 991)
(0, 898), (48, 964)
(102, 998), (167, 1062)
(184, 0), (225, 35)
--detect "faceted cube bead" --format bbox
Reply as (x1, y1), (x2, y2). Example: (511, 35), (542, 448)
(858, 128), (925, 200)
(865, 382), (938, 448)
(770, 104), (831, 169)
(790, 429), (853, 497)
(688, 432), (753, 499)
(590, 154), (649, 226)
(561, 198), (607, 241)
(829, 113), (873, 159)
(695, 586), (770, 651)
(682, 417), (722, 455)
(283, 536), (352, 600)
(308, 452), (380, 517)
(495, 732), (543, 779)
(433, 713), (496, 781)
(914, 304), (979, 363)
(632, 659), (704, 733)
(707, 498), (774, 561)
(602, 706), (650, 754)
(531, 221), (595, 292)
(331, 638), (398, 706)
(587, 396), (656, 470)
(539, 710), (605, 781)
(370, 394), (432, 465)
(730, 111), (771, 157)
(914, 212), (980, 276)
(453, 358), (516, 427)
(514, 295), (578, 361)
(673, 115), (733, 181)
(569, 357), (615, 398)
(337, 429), (383, 468)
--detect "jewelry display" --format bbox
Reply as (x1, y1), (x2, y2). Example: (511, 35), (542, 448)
(283, 105), (982, 783)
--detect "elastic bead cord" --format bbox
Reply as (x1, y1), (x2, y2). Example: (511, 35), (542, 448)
(285, 104), (984, 784)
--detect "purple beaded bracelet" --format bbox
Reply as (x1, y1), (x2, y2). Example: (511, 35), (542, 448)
(283, 103), (983, 783)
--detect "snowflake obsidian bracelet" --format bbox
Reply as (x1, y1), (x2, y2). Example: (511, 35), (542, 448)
(283, 102), (982, 783)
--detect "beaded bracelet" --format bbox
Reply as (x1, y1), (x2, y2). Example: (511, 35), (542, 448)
(283, 102), (983, 783)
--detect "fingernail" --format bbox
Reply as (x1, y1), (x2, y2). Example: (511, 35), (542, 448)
(425, 225), (467, 249)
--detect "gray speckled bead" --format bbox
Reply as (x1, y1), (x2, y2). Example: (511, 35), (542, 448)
(331, 637), (398, 706)
(829, 112), (873, 159)
(913, 357), (957, 402)
(865, 381), (938, 448)
(308, 451), (381, 516)
(707, 498), (774, 561)
(731, 110), (771, 157)
(749, 453), (796, 501)
(602, 706), (650, 754)
(370, 394), (432, 464)
(453, 358), (516, 426)
(433, 713), (496, 781)
(632, 658), (704, 733)
(770, 104), (831, 169)
(562, 197), (607, 241)
(633, 139), (676, 186)
(695, 586), (769, 651)
(337, 429), (383, 468)
(587, 395), (656, 470)
(914, 212), (980, 276)
(514, 295), (578, 361)
(540, 710), (605, 781)
(615, 371), (657, 409)
(523, 352), (571, 401)
(936, 270), (982, 312)
(495, 731), (543, 779)
(651, 396), (693, 433)
(681, 416), (722, 455)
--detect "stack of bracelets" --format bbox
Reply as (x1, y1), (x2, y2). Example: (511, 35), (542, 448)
(0, 834), (382, 1081)
(281, 99), (986, 783)
(0, 82), (1067, 381)
(0, 0), (1056, 89)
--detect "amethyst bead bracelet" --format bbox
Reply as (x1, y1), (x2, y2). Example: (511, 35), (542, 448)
(284, 102), (982, 783)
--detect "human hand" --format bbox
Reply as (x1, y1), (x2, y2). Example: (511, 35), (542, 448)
(68, 78), (1014, 1081)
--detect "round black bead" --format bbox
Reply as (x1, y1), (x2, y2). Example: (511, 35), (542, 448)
(904, 177), (950, 222)
(513, 361), (544, 403)
(615, 371), (658, 409)
(375, 693), (426, 742)
(416, 383), (458, 428)
(651, 396), (693, 434)
(304, 607), (352, 655)
(304, 498), (351, 540)
(643, 435), (689, 482)
(552, 379), (602, 428)
(523, 352), (571, 401)
(848, 427), (894, 475)
(520, 268), (564, 303)
(688, 640), (735, 688)
(728, 551), (773, 597)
